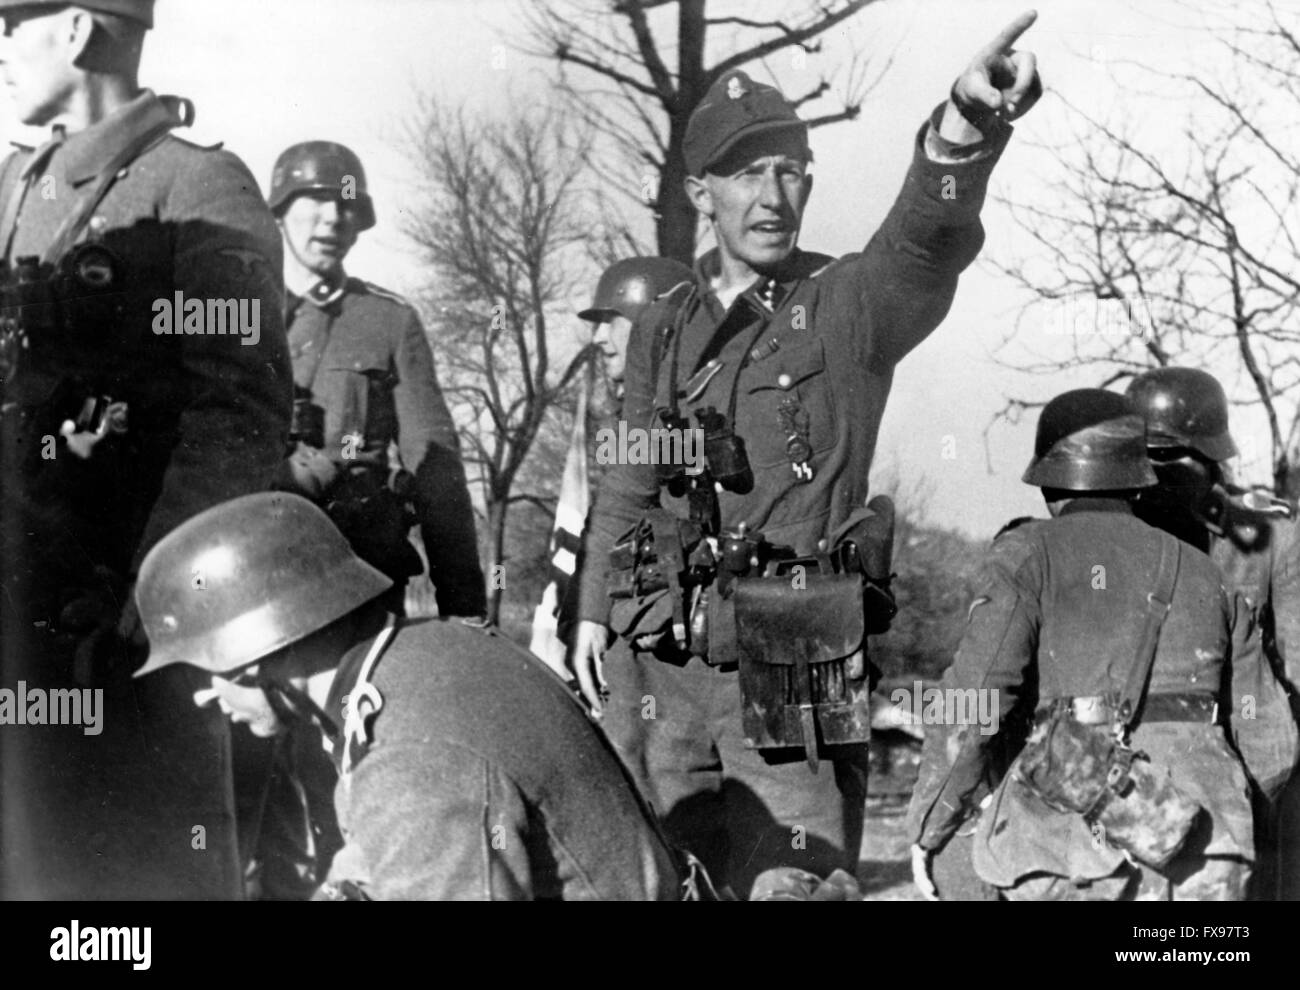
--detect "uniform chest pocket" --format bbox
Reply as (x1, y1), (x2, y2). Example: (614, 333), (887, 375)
(318, 353), (397, 446)
(740, 337), (838, 469)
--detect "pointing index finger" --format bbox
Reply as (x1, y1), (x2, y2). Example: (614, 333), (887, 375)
(982, 9), (1038, 57)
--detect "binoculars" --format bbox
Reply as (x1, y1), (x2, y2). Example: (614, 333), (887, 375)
(289, 388), (327, 450)
(1, 245), (126, 350)
(655, 405), (753, 496)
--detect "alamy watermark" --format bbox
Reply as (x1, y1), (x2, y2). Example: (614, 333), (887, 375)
(152, 292), (261, 346)
(888, 680), (1001, 736)
(1040, 296), (1151, 339)
(594, 421), (705, 471)
(50, 921), (150, 970)
(0, 682), (103, 736)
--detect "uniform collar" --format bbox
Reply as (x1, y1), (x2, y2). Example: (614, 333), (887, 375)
(302, 269), (349, 309)
(1058, 496), (1135, 517)
(694, 246), (831, 312)
(23, 90), (190, 186)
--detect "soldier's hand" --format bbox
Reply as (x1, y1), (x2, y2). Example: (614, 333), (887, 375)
(280, 441), (339, 499)
(942, 9), (1042, 140)
(910, 843), (939, 901)
(571, 620), (610, 717)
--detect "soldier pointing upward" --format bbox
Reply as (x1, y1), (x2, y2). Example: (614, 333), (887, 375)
(572, 12), (1043, 897)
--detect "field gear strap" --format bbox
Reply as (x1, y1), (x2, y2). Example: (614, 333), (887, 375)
(0, 151), (30, 258)
(43, 103), (189, 265)
(1116, 532), (1181, 730)
(339, 613), (398, 774)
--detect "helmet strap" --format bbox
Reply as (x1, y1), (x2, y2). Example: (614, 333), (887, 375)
(263, 679), (340, 746)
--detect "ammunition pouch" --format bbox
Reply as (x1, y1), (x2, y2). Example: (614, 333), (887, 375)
(733, 554), (873, 772)
(607, 511), (705, 650)
(1013, 706), (1202, 870)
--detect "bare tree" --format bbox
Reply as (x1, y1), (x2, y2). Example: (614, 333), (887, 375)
(989, 1), (1300, 495)
(523, 0), (892, 264)
(403, 99), (599, 624)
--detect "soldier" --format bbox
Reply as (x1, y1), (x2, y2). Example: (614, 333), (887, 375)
(570, 13), (1043, 897)
(132, 492), (685, 901)
(248, 141), (488, 900)
(532, 255), (696, 671)
(0, 0), (291, 898)
(582, 256), (696, 399)
(268, 140), (485, 618)
(1125, 367), (1300, 899)
(908, 390), (1254, 900)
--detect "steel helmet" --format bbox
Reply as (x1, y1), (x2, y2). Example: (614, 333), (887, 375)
(133, 493), (392, 679)
(1124, 367), (1238, 463)
(268, 141), (376, 231)
(0, 1), (154, 26)
(578, 257), (694, 324)
(1022, 389), (1157, 491)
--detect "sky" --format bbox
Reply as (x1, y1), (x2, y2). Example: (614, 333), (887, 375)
(0, 0), (1277, 537)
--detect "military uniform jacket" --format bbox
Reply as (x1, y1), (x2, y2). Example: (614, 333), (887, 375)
(323, 618), (681, 900)
(577, 111), (1011, 624)
(1207, 495), (1300, 688)
(1207, 495), (1300, 794)
(0, 90), (291, 607)
(906, 500), (1253, 880)
(0, 90), (288, 901)
(288, 277), (486, 617)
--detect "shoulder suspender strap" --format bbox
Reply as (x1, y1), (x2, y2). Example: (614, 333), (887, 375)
(1119, 531), (1182, 727)
(41, 117), (178, 266)
(339, 613), (399, 775)
(657, 282), (697, 418)
(0, 151), (32, 259)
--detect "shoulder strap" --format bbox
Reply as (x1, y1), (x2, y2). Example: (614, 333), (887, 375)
(0, 150), (32, 258)
(649, 281), (695, 410)
(289, 296), (339, 398)
(338, 614), (399, 775)
(1119, 532), (1181, 727)
(42, 116), (178, 265)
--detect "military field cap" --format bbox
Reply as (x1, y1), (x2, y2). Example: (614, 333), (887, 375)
(0, 0), (155, 27)
(684, 70), (809, 176)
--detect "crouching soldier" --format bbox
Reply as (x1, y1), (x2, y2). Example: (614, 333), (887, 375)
(908, 389), (1254, 900)
(132, 492), (684, 900)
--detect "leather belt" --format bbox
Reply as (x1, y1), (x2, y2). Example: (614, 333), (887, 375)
(1142, 692), (1220, 725)
(1035, 695), (1115, 726)
(1036, 692), (1219, 727)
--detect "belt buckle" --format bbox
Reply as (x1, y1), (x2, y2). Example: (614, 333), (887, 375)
(1071, 695), (1110, 725)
